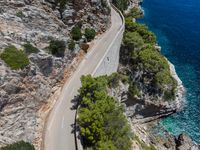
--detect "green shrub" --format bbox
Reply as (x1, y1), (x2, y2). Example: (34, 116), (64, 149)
(125, 7), (144, 18)
(107, 73), (129, 87)
(78, 75), (132, 150)
(48, 40), (66, 57)
(137, 47), (169, 73)
(123, 31), (144, 51)
(68, 40), (75, 51)
(129, 83), (140, 97)
(163, 89), (176, 101)
(136, 46), (177, 97)
(23, 42), (39, 55)
(85, 28), (96, 41)
(97, 140), (117, 150)
(0, 45), (29, 70)
(1, 141), (35, 150)
(125, 18), (156, 44)
(71, 26), (82, 41)
(123, 15), (177, 101)
(112, 0), (129, 11)
(16, 11), (25, 18)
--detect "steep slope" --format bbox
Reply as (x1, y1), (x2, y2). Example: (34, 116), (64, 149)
(0, 0), (110, 148)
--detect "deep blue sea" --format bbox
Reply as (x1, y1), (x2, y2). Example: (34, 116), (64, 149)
(138, 0), (200, 143)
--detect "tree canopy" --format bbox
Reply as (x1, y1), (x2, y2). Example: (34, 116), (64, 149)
(121, 10), (177, 101)
(77, 75), (132, 150)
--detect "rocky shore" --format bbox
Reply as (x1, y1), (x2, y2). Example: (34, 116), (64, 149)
(121, 0), (199, 149)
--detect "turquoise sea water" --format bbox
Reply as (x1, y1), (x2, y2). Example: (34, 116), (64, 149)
(138, 0), (200, 143)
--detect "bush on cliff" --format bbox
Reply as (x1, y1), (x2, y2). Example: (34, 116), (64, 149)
(129, 83), (140, 97)
(48, 39), (66, 57)
(85, 28), (96, 41)
(112, 0), (129, 11)
(78, 75), (132, 150)
(16, 11), (25, 18)
(136, 46), (177, 94)
(0, 45), (29, 70)
(125, 7), (144, 19)
(68, 40), (75, 51)
(71, 26), (82, 41)
(107, 72), (129, 88)
(1, 141), (35, 150)
(125, 18), (156, 44)
(23, 42), (39, 55)
(122, 15), (177, 100)
(123, 31), (144, 51)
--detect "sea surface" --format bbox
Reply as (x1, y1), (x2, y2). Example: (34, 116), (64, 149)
(138, 0), (200, 143)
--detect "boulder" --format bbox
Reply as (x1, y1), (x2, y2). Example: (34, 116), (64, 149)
(176, 133), (199, 150)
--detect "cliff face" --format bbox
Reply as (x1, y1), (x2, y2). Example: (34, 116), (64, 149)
(0, 0), (110, 148)
(116, 59), (185, 123)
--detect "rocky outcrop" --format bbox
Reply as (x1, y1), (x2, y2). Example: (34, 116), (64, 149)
(127, 61), (185, 123)
(109, 59), (185, 124)
(107, 1), (199, 150)
(0, 0), (111, 149)
(176, 133), (199, 150)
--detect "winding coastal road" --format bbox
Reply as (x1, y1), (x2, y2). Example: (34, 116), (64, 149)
(44, 5), (123, 150)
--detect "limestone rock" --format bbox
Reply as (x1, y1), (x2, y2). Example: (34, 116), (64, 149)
(176, 134), (199, 150)
(0, 0), (111, 148)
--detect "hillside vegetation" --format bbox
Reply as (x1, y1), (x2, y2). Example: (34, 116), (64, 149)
(121, 14), (177, 101)
(0, 46), (29, 70)
(112, 0), (129, 11)
(0, 141), (35, 150)
(77, 75), (132, 150)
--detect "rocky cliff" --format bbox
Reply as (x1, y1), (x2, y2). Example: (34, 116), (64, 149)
(0, 0), (110, 148)
(110, 0), (198, 149)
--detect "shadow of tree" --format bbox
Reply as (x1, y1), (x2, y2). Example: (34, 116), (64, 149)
(70, 95), (80, 110)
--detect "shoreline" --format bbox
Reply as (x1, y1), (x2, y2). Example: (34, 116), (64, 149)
(126, 0), (198, 149)
(168, 60), (185, 111)
(131, 0), (185, 123)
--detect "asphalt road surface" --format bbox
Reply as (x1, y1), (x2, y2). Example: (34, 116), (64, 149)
(44, 6), (123, 150)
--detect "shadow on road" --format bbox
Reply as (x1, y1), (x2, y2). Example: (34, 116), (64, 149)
(70, 95), (80, 110)
(69, 95), (82, 150)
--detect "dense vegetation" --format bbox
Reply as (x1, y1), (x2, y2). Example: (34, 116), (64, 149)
(23, 42), (39, 55)
(125, 7), (143, 19)
(71, 26), (82, 41)
(48, 39), (66, 57)
(125, 17), (156, 44)
(85, 28), (96, 42)
(1, 141), (35, 150)
(0, 45), (29, 70)
(77, 75), (132, 150)
(121, 10), (177, 100)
